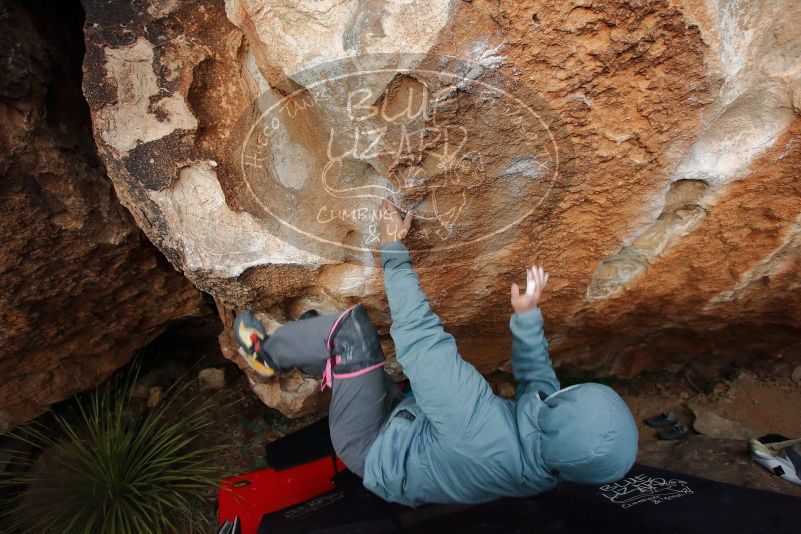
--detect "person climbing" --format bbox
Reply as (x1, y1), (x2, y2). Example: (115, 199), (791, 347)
(234, 198), (638, 507)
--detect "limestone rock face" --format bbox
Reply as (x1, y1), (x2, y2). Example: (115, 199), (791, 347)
(0, 1), (207, 429)
(81, 0), (801, 415)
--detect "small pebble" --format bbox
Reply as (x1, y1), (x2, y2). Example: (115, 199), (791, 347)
(199, 367), (226, 390)
(791, 366), (801, 383)
(147, 386), (164, 408)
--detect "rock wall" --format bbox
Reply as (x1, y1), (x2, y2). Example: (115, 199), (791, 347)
(0, 0), (208, 430)
(80, 0), (801, 415)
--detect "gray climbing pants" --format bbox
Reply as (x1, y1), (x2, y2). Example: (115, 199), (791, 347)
(329, 369), (404, 477)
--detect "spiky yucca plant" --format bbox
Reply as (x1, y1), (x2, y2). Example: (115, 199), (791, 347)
(0, 374), (225, 533)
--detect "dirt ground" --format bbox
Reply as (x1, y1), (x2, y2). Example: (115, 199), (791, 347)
(614, 371), (801, 498)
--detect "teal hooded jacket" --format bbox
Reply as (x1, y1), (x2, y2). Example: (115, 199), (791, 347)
(362, 241), (638, 507)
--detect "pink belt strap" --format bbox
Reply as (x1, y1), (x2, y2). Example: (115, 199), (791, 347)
(321, 359), (386, 391)
(321, 357), (334, 391)
(333, 361), (385, 380)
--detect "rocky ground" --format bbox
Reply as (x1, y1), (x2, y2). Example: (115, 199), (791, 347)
(624, 372), (801, 498)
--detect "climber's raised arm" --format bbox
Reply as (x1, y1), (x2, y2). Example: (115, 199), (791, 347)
(378, 199), (496, 444)
(509, 265), (560, 399)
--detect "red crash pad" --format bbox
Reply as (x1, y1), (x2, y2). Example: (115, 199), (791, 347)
(217, 456), (345, 534)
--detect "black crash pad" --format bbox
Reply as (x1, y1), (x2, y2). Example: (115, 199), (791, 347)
(259, 463), (799, 533)
(264, 417), (335, 471)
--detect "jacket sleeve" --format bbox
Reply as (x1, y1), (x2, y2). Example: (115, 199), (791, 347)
(381, 241), (496, 443)
(510, 308), (560, 399)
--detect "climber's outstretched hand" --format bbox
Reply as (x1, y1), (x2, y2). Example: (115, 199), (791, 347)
(511, 265), (549, 314)
(379, 198), (413, 245)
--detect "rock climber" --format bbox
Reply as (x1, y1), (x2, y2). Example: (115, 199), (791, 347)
(233, 198), (638, 507)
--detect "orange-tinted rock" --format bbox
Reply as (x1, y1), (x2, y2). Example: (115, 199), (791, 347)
(80, 0), (801, 415)
(0, 1), (207, 430)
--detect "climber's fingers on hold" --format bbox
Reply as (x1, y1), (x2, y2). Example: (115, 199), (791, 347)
(511, 282), (521, 301)
(402, 209), (413, 231)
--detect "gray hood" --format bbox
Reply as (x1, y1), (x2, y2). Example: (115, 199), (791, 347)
(517, 383), (638, 485)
